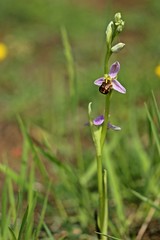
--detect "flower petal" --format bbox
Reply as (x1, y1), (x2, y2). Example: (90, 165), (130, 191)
(112, 79), (126, 94)
(93, 115), (104, 126)
(94, 77), (104, 86)
(107, 122), (121, 131)
(93, 116), (121, 130)
(109, 61), (120, 78)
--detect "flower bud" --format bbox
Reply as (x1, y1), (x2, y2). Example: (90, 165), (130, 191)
(111, 43), (125, 53)
(105, 21), (113, 45)
(114, 12), (125, 33)
(116, 24), (124, 33)
(114, 12), (122, 23)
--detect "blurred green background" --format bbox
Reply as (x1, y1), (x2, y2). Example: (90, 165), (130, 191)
(0, 0), (160, 193)
(0, 0), (159, 125)
(0, 0), (159, 165)
(0, 0), (160, 238)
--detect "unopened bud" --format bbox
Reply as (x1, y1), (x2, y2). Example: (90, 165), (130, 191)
(117, 24), (124, 33)
(114, 12), (125, 33)
(111, 43), (125, 53)
(105, 21), (113, 45)
(114, 12), (122, 23)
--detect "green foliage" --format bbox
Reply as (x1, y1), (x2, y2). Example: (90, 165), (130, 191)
(0, 119), (52, 239)
(0, 1), (160, 239)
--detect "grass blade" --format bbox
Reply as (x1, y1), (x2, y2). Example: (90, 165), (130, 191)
(18, 206), (29, 240)
(103, 145), (126, 234)
(131, 189), (160, 211)
(43, 222), (55, 240)
(35, 182), (51, 238)
(8, 178), (16, 221)
(0, 163), (22, 186)
(9, 227), (17, 240)
(151, 91), (160, 125)
(1, 180), (8, 237)
(95, 231), (123, 240)
(145, 103), (160, 156)
(61, 26), (76, 98)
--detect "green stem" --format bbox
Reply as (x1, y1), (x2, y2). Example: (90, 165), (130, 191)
(97, 95), (110, 240)
(102, 169), (108, 240)
(104, 48), (111, 74)
(97, 154), (103, 227)
(100, 94), (111, 148)
(97, 158), (108, 240)
(101, 45), (112, 148)
(97, 45), (111, 240)
(88, 103), (104, 231)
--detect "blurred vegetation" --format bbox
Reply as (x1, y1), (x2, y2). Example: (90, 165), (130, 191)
(0, 0), (160, 239)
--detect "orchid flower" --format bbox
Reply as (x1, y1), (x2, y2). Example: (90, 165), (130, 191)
(93, 115), (121, 131)
(94, 61), (126, 94)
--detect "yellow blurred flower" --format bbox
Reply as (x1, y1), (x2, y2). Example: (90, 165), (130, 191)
(0, 42), (8, 61)
(155, 64), (160, 78)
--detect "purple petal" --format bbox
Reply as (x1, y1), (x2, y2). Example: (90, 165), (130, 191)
(107, 122), (121, 131)
(109, 61), (120, 78)
(94, 77), (104, 86)
(112, 79), (126, 94)
(93, 115), (104, 126)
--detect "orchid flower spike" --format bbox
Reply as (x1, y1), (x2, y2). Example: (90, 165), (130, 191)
(94, 61), (126, 94)
(93, 115), (121, 131)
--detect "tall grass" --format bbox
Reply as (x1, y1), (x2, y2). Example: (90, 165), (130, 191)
(0, 117), (53, 239)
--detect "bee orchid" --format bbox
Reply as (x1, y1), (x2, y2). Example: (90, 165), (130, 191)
(94, 61), (126, 94)
(93, 115), (121, 130)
